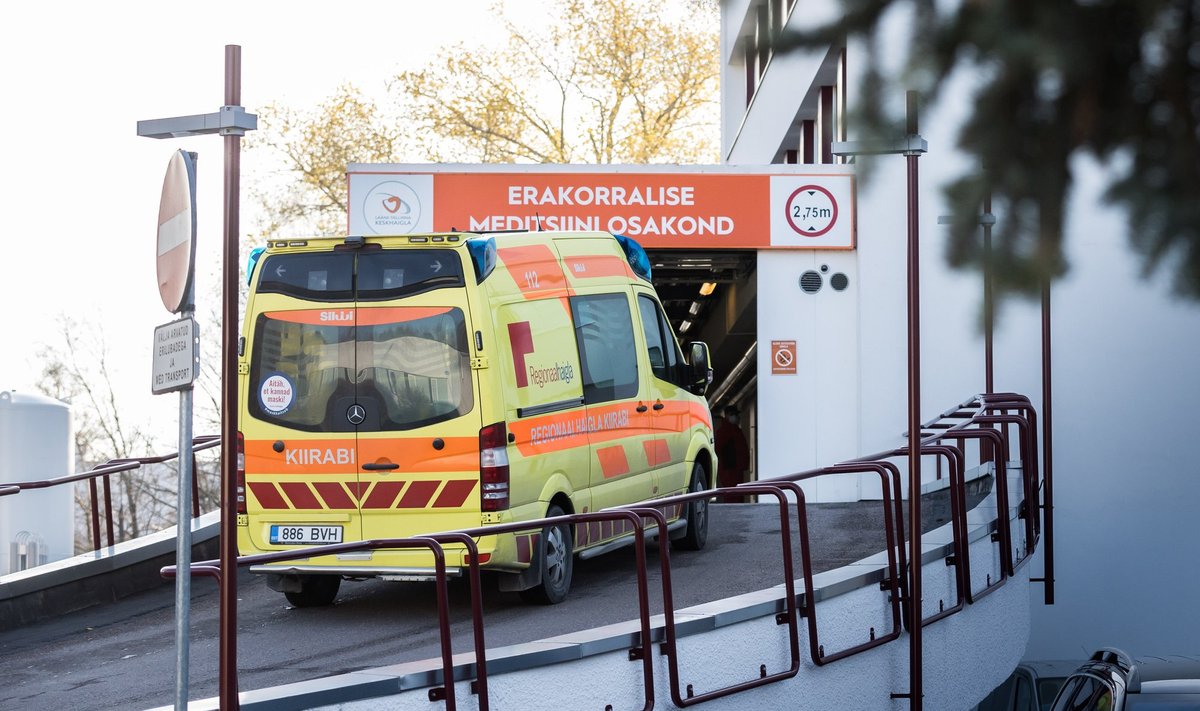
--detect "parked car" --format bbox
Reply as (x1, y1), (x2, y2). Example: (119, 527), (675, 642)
(972, 660), (1078, 711)
(1048, 648), (1200, 710)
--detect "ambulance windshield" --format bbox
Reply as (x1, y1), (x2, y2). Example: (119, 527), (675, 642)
(248, 307), (474, 432)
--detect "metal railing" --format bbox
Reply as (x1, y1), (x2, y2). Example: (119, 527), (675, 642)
(167, 508), (666, 711)
(157, 391), (1043, 709)
(0, 435), (220, 553)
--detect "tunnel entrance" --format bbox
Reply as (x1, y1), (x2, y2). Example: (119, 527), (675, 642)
(648, 249), (759, 494)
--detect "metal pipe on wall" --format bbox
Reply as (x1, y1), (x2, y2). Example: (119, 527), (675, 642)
(708, 341), (758, 409)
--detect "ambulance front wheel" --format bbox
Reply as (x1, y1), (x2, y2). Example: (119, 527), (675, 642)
(520, 504), (574, 604)
(284, 574), (342, 608)
(674, 463), (709, 551)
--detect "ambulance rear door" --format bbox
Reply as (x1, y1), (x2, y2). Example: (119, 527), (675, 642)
(243, 249), (364, 550)
(353, 247), (484, 550)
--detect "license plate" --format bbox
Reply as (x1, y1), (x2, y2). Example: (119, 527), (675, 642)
(269, 524), (343, 545)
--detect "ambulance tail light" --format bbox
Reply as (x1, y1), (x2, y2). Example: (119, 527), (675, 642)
(235, 431), (246, 515)
(479, 422), (510, 511)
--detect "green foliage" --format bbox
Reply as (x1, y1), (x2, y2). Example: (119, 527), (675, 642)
(250, 86), (403, 238)
(249, 0), (719, 237)
(396, 0), (719, 164)
(779, 0), (1200, 299)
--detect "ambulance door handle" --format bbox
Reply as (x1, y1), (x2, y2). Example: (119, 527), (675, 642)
(636, 404), (649, 413)
(362, 462), (399, 471)
(652, 402), (665, 411)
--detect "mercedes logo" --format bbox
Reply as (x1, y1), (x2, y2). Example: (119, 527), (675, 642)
(346, 404), (366, 425)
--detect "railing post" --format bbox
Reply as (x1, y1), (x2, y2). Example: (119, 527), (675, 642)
(191, 452), (201, 520)
(89, 478), (101, 552)
(103, 474), (115, 546)
(1041, 278), (1055, 604)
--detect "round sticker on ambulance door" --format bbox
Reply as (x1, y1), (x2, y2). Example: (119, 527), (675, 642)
(259, 373), (295, 415)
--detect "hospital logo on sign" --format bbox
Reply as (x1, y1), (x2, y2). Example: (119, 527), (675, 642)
(362, 181), (423, 234)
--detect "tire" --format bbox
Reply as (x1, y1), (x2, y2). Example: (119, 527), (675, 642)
(520, 504), (574, 604)
(284, 574), (341, 608)
(674, 463), (709, 551)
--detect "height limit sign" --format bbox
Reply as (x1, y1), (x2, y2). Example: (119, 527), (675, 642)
(152, 317), (200, 394)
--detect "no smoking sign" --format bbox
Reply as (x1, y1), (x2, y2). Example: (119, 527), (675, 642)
(771, 340), (797, 375)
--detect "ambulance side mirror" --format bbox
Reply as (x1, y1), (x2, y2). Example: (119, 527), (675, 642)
(687, 342), (713, 396)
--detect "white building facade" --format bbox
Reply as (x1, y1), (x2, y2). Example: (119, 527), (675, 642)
(720, 0), (1200, 661)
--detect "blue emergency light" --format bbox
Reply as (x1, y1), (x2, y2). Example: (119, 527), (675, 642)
(246, 246), (266, 285)
(466, 236), (498, 283)
(614, 234), (652, 282)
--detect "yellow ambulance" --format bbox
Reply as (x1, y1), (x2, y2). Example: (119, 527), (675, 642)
(237, 230), (715, 606)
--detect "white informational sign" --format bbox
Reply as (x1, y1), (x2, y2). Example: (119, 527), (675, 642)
(151, 317), (199, 394)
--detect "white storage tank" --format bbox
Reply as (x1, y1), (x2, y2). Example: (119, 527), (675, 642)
(0, 390), (75, 573)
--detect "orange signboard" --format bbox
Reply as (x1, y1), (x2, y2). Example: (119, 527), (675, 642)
(771, 340), (797, 375)
(348, 166), (855, 250)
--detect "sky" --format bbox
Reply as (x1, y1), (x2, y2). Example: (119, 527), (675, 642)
(0, 1), (539, 446)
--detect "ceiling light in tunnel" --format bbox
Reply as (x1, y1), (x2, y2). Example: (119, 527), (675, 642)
(680, 320), (693, 333)
(699, 282), (717, 296)
(688, 301), (701, 316)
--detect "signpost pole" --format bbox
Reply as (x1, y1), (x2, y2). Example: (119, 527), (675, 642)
(174, 282), (195, 711)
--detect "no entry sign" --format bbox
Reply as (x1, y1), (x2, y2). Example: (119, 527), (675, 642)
(156, 150), (198, 313)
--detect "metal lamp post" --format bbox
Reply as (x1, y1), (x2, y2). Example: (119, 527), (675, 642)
(137, 45), (255, 710)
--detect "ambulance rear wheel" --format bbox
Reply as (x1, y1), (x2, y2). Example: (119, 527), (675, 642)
(284, 574), (341, 608)
(674, 464), (709, 551)
(520, 504), (573, 604)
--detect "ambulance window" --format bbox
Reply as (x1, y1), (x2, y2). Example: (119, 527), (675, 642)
(637, 294), (684, 386)
(248, 314), (357, 432)
(249, 308), (474, 432)
(355, 307), (474, 430)
(357, 250), (464, 301)
(256, 253), (354, 301)
(570, 294), (639, 404)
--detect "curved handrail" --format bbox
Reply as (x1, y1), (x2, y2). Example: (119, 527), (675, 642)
(1, 435), (220, 551)
(1, 435), (221, 491)
(763, 466), (905, 665)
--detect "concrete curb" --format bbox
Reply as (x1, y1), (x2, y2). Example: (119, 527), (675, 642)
(0, 511), (220, 631)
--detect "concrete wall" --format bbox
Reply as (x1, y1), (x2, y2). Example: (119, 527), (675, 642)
(0, 511), (220, 631)
(756, 250), (861, 500)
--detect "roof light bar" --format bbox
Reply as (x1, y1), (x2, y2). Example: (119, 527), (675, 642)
(613, 234), (652, 282)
